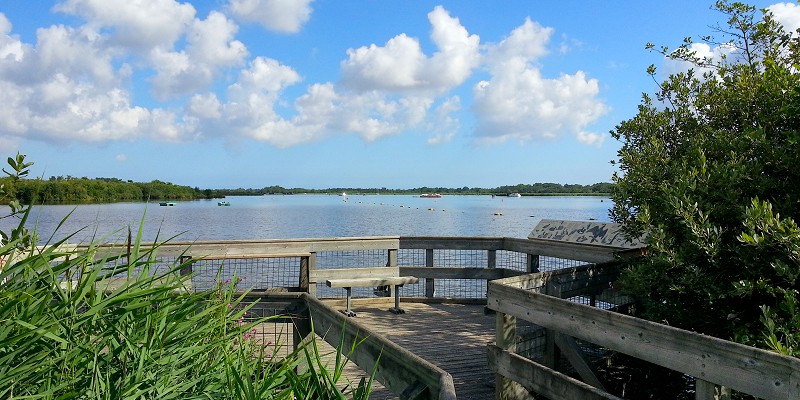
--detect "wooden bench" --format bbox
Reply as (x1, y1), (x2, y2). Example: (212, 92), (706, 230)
(324, 267), (418, 317)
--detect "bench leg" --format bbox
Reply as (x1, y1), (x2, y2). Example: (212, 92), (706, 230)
(389, 284), (406, 314)
(341, 287), (357, 317)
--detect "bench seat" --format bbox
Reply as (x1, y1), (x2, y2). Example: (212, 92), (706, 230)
(326, 276), (418, 288)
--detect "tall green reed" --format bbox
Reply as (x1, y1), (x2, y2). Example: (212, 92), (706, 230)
(1, 241), (374, 399)
(0, 154), (373, 399)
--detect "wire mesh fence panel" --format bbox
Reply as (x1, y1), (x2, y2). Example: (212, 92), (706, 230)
(52, 255), (181, 290)
(427, 249), (488, 298)
(249, 322), (296, 359)
(516, 320), (546, 362)
(235, 298), (306, 360)
(434, 278), (488, 299)
(538, 256), (586, 272)
(191, 257), (302, 292)
(398, 248), (425, 266)
(435, 249), (487, 267)
(496, 250), (528, 271)
(85, 255), (181, 283)
(398, 249), (426, 297)
(401, 279), (425, 297)
(314, 250), (390, 298)
(316, 250), (389, 269)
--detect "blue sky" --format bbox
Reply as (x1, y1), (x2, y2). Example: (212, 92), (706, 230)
(0, 0), (792, 189)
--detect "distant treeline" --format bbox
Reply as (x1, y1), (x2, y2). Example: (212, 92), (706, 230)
(248, 182), (614, 196)
(0, 175), (613, 205)
(1, 176), (211, 204)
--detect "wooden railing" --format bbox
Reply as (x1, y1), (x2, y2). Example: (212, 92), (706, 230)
(75, 235), (633, 311)
(64, 235), (800, 399)
(82, 236), (628, 297)
(487, 269), (800, 400)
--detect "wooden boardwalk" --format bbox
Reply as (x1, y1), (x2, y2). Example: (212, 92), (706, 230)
(329, 302), (497, 400)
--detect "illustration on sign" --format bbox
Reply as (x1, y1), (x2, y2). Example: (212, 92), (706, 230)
(528, 219), (645, 249)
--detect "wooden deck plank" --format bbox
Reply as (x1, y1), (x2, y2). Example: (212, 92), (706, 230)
(247, 303), (497, 399)
(334, 302), (497, 400)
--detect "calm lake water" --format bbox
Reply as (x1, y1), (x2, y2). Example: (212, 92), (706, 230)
(2, 195), (612, 244)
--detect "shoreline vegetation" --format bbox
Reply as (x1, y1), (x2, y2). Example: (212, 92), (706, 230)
(0, 175), (613, 205)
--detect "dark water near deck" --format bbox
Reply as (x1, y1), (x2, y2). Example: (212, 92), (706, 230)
(1, 195), (612, 244)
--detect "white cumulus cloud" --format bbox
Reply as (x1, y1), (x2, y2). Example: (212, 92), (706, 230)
(149, 11), (248, 99)
(232, 56), (302, 94)
(0, 13), (12, 35)
(485, 18), (552, 68)
(188, 11), (247, 66)
(660, 42), (737, 78)
(426, 96), (461, 145)
(341, 6), (479, 93)
(577, 131), (606, 147)
(55, 0), (196, 51)
(472, 18), (607, 145)
(228, 0), (313, 33)
(342, 34), (426, 91)
(658, 4), (800, 79)
(188, 93), (222, 120)
(187, 57), (309, 146)
(0, 11), (193, 145)
(769, 2), (800, 33)
(16, 77), (153, 143)
(0, 4), (612, 151)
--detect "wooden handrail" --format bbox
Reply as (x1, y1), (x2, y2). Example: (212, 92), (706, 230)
(487, 276), (800, 400)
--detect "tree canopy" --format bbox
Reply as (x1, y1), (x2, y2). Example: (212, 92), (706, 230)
(612, 1), (800, 355)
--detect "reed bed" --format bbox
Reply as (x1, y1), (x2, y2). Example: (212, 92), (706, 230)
(0, 224), (373, 399)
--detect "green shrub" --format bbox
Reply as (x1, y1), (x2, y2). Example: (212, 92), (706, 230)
(611, 1), (800, 355)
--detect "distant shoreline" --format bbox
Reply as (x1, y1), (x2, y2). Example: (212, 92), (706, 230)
(276, 193), (611, 197)
(1, 176), (613, 205)
(3, 192), (611, 206)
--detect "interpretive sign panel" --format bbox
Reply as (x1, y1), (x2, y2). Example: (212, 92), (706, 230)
(528, 219), (644, 249)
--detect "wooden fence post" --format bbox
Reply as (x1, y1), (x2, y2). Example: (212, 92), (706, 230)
(387, 248), (398, 298)
(387, 248), (397, 267)
(543, 278), (562, 369)
(179, 255), (193, 277)
(496, 311), (532, 399)
(306, 252), (317, 297)
(298, 254), (310, 292)
(696, 380), (731, 400)
(292, 298), (312, 372)
(527, 253), (540, 273)
(425, 248), (436, 298)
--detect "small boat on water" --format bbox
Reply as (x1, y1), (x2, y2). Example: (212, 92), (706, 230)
(159, 202), (176, 206)
(420, 193), (443, 198)
(218, 201), (230, 206)
(507, 193), (522, 198)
